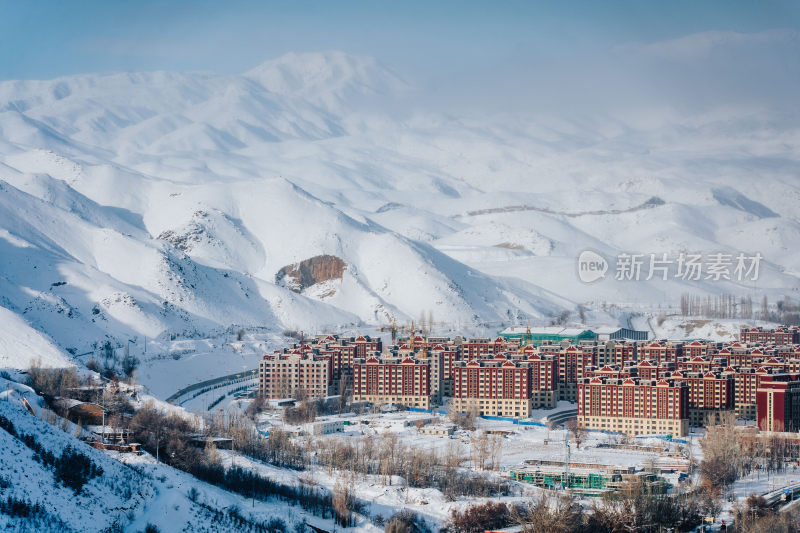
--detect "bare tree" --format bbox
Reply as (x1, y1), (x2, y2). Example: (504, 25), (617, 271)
(471, 431), (490, 471)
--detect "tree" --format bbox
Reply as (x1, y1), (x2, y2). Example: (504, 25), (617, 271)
(385, 510), (429, 533)
(565, 419), (587, 449)
(699, 419), (739, 488)
(121, 352), (140, 378)
(588, 479), (700, 532)
(246, 395), (265, 420)
(448, 502), (510, 533)
(332, 476), (356, 527)
(519, 494), (584, 533)
(338, 374), (350, 413)
(470, 431), (490, 470)
(26, 361), (80, 397)
(697, 479), (724, 523)
(732, 494), (800, 533)
(450, 405), (477, 430)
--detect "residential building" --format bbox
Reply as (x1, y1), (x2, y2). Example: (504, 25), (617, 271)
(352, 356), (433, 409)
(577, 376), (689, 437)
(756, 374), (800, 432)
(670, 370), (734, 426)
(258, 352), (333, 399)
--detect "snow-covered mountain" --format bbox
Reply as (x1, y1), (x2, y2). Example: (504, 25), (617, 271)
(0, 51), (798, 356)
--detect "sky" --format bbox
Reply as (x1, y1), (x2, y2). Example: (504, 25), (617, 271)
(1, 1), (799, 114)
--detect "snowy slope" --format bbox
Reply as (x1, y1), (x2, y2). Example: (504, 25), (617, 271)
(0, 380), (355, 532)
(0, 305), (73, 370)
(0, 385), (155, 532)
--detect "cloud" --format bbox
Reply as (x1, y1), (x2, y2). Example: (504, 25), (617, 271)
(636, 29), (800, 61)
(415, 28), (800, 118)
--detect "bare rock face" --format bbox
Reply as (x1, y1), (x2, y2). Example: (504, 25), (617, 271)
(275, 254), (346, 293)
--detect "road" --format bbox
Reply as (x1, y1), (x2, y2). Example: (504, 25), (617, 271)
(166, 368), (258, 407)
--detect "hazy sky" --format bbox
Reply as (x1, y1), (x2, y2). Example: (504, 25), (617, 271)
(2, 1), (799, 114)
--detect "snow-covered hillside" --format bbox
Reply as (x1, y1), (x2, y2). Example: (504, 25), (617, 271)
(0, 384), (155, 531)
(0, 50), (798, 360)
(0, 379), (355, 532)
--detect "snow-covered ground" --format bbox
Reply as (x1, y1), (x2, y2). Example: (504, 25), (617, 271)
(0, 376), (376, 532)
(0, 47), (798, 531)
(118, 451), (368, 533)
(240, 407), (692, 529)
(2, 367), (798, 532)
(0, 385), (155, 532)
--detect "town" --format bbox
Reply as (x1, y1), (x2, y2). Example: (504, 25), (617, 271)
(258, 325), (800, 439)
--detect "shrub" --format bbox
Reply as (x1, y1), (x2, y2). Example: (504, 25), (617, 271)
(385, 510), (430, 533)
(265, 517), (287, 532)
(55, 446), (104, 494)
(448, 502), (510, 533)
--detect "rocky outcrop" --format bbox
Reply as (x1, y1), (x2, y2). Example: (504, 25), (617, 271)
(275, 255), (347, 292)
(157, 210), (211, 252)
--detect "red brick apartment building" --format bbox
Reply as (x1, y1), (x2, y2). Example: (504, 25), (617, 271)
(639, 341), (684, 365)
(757, 374), (800, 432)
(670, 370), (734, 426)
(451, 354), (558, 417)
(612, 341), (638, 366)
(346, 335), (383, 358)
(741, 326), (800, 345)
(258, 326), (800, 434)
(722, 366), (775, 419)
(258, 352), (333, 399)
(577, 376), (690, 437)
(352, 356), (433, 409)
(636, 359), (675, 380)
(586, 364), (631, 380)
(461, 337), (508, 359)
(556, 345), (596, 401)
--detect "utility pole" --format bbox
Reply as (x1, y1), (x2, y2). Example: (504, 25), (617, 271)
(564, 429), (571, 491)
(99, 387), (106, 443)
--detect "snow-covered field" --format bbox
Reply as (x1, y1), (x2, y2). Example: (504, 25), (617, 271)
(240, 407), (692, 529)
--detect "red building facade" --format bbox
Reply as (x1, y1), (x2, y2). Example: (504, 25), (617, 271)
(577, 376), (689, 436)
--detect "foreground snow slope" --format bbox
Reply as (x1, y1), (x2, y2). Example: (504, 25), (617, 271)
(0, 379), (368, 532)
(0, 387), (155, 532)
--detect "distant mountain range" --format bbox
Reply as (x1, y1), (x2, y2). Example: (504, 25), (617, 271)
(0, 51), (798, 354)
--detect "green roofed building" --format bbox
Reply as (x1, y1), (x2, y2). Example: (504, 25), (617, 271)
(498, 325), (648, 345)
(498, 326), (596, 345)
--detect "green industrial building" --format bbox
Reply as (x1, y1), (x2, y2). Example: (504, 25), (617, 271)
(498, 326), (596, 345)
(498, 325), (648, 345)
(510, 468), (667, 495)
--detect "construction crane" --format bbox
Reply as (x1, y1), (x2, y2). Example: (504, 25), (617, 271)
(379, 319), (419, 341)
